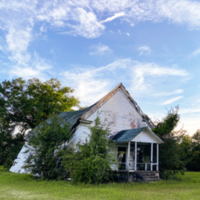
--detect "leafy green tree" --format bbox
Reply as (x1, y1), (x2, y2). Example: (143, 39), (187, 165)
(0, 78), (79, 168)
(186, 130), (200, 171)
(179, 135), (192, 167)
(25, 115), (71, 180)
(63, 117), (115, 184)
(0, 78), (79, 130)
(192, 130), (200, 143)
(153, 107), (185, 179)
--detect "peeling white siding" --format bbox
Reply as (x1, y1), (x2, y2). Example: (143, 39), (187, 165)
(10, 142), (34, 174)
(87, 88), (147, 136)
(69, 125), (91, 148)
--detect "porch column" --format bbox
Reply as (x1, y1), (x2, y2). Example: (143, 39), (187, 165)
(126, 142), (130, 170)
(151, 143), (153, 171)
(156, 144), (159, 171)
(135, 142), (137, 171)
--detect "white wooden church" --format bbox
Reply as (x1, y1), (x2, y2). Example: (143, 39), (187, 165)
(10, 83), (163, 182)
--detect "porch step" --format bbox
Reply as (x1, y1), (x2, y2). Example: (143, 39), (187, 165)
(136, 171), (160, 182)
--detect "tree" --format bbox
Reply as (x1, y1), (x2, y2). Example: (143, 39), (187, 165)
(179, 135), (192, 168)
(186, 130), (200, 171)
(152, 107), (185, 179)
(192, 129), (200, 143)
(0, 78), (79, 130)
(62, 117), (115, 184)
(0, 78), (79, 168)
(25, 115), (71, 180)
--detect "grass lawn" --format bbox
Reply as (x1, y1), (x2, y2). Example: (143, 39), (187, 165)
(0, 167), (200, 200)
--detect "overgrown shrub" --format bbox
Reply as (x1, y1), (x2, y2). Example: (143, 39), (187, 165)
(25, 115), (71, 180)
(62, 117), (115, 184)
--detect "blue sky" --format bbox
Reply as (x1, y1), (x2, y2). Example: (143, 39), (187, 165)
(0, 0), (200, 135)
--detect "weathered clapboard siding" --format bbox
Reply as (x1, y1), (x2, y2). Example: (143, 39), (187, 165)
(69, 124), (91, 146)
(87, 88), (148, 135)
(70, 88), (148, 146)
(9, 142), (34, 173)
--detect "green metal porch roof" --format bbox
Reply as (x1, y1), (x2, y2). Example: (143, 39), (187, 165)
(111, 127), (147, 143)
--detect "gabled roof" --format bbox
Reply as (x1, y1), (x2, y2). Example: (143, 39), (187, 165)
(59, 83), (154, 131)
(58, 103), (96, 130)
(111, 127), (164, 144)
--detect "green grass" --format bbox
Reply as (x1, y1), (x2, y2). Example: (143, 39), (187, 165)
(1, 167), (200, 200)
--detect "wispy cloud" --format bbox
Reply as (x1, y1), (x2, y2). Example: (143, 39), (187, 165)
(126, 33), (130, 36)
(62, 8), (105, 38)
(8, 53), (52, 80)
(131, 62), (189, 95)
(161, 96), (183, 105)
(154, 89), (183, 97)
(137, 46), (152, 56)
(101, 12), (125, 23)
(0, 0), (197, 84)
(60, 59), (189, 105)
(188, 47), (200, 58)
(89, 43), (112, 55)
(1, 0), (200, 65)
(180, 108), (200, 114)
(1, 0), (200, 43)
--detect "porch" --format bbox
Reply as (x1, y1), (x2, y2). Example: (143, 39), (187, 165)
(117, 142), (159, 172)
(111, 127), (163, 181)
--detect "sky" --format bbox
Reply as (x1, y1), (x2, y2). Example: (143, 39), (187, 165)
(0, 0), (200, 135)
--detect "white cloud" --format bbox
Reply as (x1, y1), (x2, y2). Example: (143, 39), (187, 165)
(60, 59), (189, 105)
(63, 8), (105, 38)
(8, 53), (52, 81)
(126, 32), (130, 36)
(101, 12), (125, 23)
(177, 117), (200, 136)
(0, 0), (198, 86)
(60, 59), (128, 105)
(91, 0), (132, 12)
(188, 47), (200, 58)
(161, 96), (183, 105)
(131, 62), (189, 95)
(89, 43), (112, 55)
(180, 108), (200, 114)
(6, 27), (32, 64)
(154, 89), (183, 97)
(137, 46), (152, 56)
(1, 0), (200, 45)
(155, 0), (200, 29)
(1, 0), (200, 65)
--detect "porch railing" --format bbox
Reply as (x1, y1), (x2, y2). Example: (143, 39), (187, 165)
(118, 162), (158, 171)
(136, 163), (158, 171)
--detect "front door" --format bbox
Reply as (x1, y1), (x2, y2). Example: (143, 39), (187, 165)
(117, 147), (126, 170)
(137, 143), (151, 170)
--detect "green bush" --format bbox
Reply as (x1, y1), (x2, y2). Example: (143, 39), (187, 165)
(63, 117), (115, 184)
(25, 115), (71, 180)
